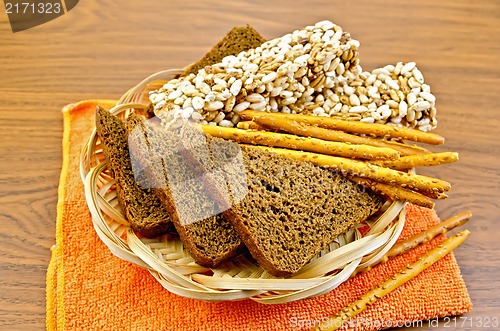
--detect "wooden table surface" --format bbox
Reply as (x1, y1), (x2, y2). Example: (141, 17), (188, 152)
(1, 0), (499, 330)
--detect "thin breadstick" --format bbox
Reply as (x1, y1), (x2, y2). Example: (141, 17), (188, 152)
(252, 145), (451, 193)
(240, 110), (445, 145)
(314, 230), (470, 331)
(348, 176), (435, 208)
(251, 114), (430, 156)
(200, 125), (400, 160)
(373, 152), (459, 170)
(236, 121), (268, 131)
(378, 140), (431, 156)
(352, 211), (472, 276)
(412, 189), (449, 200)
(385, 211), (471, 258)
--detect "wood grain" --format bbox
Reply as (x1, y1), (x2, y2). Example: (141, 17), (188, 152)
(0, 0), (499, 330)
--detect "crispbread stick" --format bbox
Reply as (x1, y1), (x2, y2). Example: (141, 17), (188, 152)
(240, 110), (445, 145)
(377, 140), (430, 156)
(373, 152), (459, 170)
(348, 176), (435, 208)
(352, 211), (472, 276)
(386, 211), (471, 257)
(315, 231), (470, 331)
(200, 125), (400, 160)
(251, 114), (430, 156)
(252, 145), (451, 193)
(413, 189), (448, 200)
(236, 121), (268, 131)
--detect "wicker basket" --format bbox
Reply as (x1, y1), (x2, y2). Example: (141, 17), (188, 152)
(80, 69), (407, 304)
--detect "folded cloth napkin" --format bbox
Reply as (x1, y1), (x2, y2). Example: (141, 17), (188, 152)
(46, 100), (472, 331)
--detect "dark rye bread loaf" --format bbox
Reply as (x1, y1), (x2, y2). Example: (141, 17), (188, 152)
(183, 25), (266, 76)
(94, 107), (175, 237)
(220, 145), (384, 277)
(126, 114), (244, 267)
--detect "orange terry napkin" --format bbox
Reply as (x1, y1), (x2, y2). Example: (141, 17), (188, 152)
(46, 100), (472, 331)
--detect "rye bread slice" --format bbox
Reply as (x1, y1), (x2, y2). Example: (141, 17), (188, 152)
(94, 107), (175, 238)
(183, 25), (266, 76)
(125, 115), (244, 268)
(221, 145), (384, 277)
